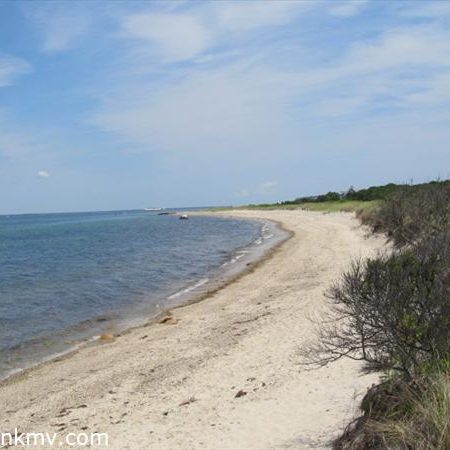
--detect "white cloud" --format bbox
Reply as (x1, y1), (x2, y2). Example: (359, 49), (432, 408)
(23, 6), (92, 53)
(0, 55), (31, 87)
(289, 24), (450, 96)
(85, 0), (450, 189)
(38, 170), (50, 178)
(345, 26), (450, 73)
(293, 25), (450, 94)
(283, 24), (450, 117)
(405, 72), (450, 105)
(93, 19), (450, 156)
(400, 2), (450, 19)
(118, 2), (313, 64)
(120, 12), (212, 62)
(92, 63), (289, 155)
(216, 1), (311, 31)
(328, 1), (368, 18)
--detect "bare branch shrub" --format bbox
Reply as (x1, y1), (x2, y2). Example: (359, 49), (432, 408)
(324, 180), (450, 449)
(305, 231), (450, 377)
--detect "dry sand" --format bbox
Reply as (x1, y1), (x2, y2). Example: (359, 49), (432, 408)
(0, 210), (386, 449)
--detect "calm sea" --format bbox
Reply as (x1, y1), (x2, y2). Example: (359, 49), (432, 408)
(0, 210), (267, 379)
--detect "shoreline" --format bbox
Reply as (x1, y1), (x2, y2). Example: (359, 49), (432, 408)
(0, 209), (385, 449)
(0, 216), (289, 385)
(169, 215), (293, 311)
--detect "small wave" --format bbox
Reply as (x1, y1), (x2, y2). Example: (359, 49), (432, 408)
(230, 255), (244, 264)
(167, 278), (209, 300)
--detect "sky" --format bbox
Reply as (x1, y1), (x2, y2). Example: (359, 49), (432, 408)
(1, 0), (450, 214)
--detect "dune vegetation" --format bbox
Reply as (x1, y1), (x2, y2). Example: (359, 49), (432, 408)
(237, 180), (449, 215)
(306, 180), (450, 449)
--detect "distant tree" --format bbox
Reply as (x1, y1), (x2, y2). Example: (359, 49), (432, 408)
(345, 186), (356, 200)
(317, 191), (340, 202)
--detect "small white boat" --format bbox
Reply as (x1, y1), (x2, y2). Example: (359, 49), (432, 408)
(179, 214), (189, 220)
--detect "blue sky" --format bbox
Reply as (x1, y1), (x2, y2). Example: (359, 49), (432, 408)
(1, 0), (450, 214)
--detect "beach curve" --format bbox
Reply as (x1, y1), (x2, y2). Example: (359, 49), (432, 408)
(0, 209), (385, 450)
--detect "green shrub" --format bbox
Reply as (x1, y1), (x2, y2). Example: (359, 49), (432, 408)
(368, 181), (450, 248)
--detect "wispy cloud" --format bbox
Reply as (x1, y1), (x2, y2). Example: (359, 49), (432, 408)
(0, 55), (31, 87)
(404, 72), (450, 106)
(37, 170), (49, 178)
(118, 1), (313, 65)
(291, 24), (450, 117)
(23, 4), (92, 53)
(216, 1), (312, 31)
(120, 12), (212, 63)
(343, 25), (450, 73)
(400, 1), (450, 19)
(93, 16), (450, 159)
(328, 1), (368, 17)
(3, 0), (450, 212)
(92, 61), (290, 155)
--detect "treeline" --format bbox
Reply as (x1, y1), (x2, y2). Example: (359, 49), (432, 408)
(304, 180), (450, 449)
(281, 180), (450, 205)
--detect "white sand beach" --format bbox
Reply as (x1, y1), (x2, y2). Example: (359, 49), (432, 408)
(0, 210), (386, 450)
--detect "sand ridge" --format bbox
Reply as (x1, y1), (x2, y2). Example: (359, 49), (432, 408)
(0, 210), (385, 449)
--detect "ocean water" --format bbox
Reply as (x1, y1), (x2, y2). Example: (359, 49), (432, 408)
(0, 210), (269, 379)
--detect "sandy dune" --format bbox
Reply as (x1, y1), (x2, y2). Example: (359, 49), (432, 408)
(0, 210), (385, 449)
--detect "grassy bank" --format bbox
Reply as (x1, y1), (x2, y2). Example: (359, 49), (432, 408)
(292, 199), (379, 213)
(214, 199), (379, 213)
(225, 181), (449, 215)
